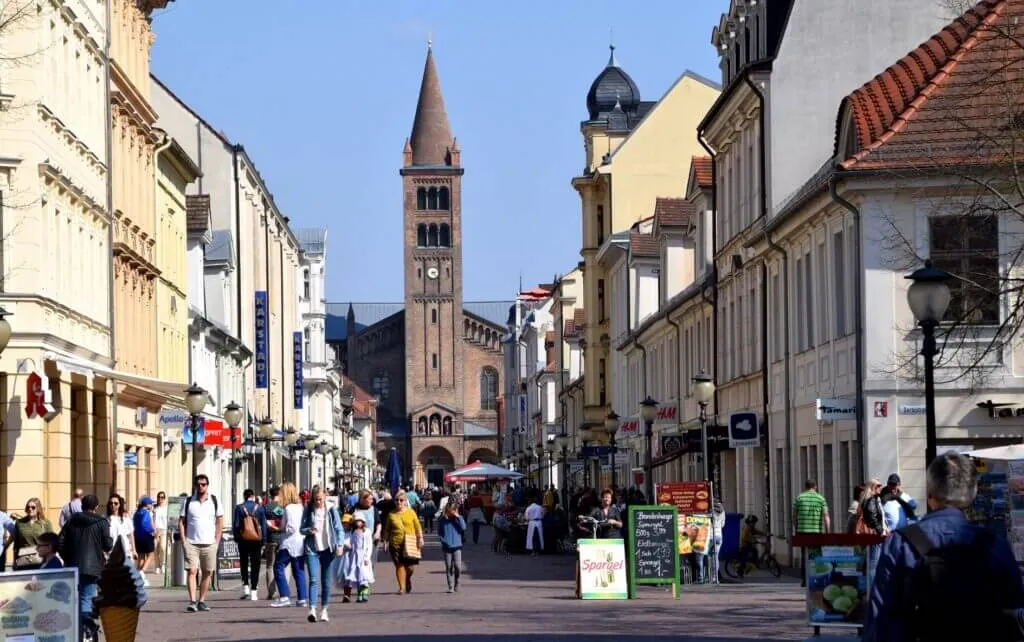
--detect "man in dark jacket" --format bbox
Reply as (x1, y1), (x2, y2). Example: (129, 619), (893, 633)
(59, 494), (112, 631)
(232, 489), (268, 601)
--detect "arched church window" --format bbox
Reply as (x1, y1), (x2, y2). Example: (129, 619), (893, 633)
(442, 416), (452, 436)
(416, 188), (427, 210)
(417, 224), (427, 247)
(427, 187), (438, 210)
(439, 187), (450, 210)
(439, 224), (450, 247)
(480, 367), (498, 410)
(427, 224), (439, 247)
(372, 371), (389, 401)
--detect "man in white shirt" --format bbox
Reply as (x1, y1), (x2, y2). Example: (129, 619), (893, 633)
(524, 492), (545, 556)
(178, 474), (223, 613)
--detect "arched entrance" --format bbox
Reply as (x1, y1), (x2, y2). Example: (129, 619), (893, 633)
(467, 448), (499, 464)
(416, 445), (455, 488)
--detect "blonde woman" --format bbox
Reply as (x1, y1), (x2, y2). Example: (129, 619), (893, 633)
(300, 486), (344, 622)
(383, 490), (423, 594)
(269, 482), (308, 608)
(13, 497), (53, 570)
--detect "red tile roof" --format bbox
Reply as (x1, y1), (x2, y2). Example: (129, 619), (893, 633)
(838, 0), (1010, 170)
(652, 197), (694, 229)
(564, 308), (585, 337)
(629, 232), (660, 259)
(692, 156), (713, 188)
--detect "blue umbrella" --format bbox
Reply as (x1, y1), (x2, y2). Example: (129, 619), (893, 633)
(385, 447), (401, 496)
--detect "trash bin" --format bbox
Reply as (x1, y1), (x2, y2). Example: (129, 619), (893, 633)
(172, 532), (186, 587)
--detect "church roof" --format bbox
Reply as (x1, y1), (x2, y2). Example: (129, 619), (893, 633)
(325, 301), (513, 342)
(409, 45), (454, 167)
(586, 45), (642, 121)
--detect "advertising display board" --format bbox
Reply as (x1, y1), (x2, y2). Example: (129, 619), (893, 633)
(0, 568), (79, 642)
(626, 505), (680, 599)
(577, 539), (628, 600)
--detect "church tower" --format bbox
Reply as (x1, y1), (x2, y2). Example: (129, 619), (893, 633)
(401, 43), (465, 462)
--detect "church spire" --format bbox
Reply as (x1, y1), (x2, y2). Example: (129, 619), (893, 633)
(409, 43), (454, 167)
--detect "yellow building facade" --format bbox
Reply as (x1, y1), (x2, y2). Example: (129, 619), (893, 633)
(572, 50), (719, 436)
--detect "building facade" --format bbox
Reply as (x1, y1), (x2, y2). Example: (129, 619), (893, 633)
(570, 46), (719, 484)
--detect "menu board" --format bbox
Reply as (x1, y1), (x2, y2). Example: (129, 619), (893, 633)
(680, 514), (712, 556)
(806, 544), (868, 628)
(627, 505), (679, 599)
(166, 496), (185, 525)
(656, 481), (711, 514)
(0, 568), (79, 642)
(217, 536), (240, 578)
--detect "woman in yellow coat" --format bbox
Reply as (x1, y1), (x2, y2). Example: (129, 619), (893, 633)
(383, 490), (424, 594)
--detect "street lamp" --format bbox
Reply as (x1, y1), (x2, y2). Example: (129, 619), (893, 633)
(318, 441), (331, 486)
(906, 260), (952, 468)
(255, 417), (277, 489)
(579, 424), (593, 487)
(692, 372), (716, 483)
(639, 396), (659, 502)
(305, 435), (319, 488)
(0, 306), (13, 355)
(605, 411), (620, 491)
(184, 382), (208, 491)
(556, 432), (569, 506)
(223, 401), (244, 505)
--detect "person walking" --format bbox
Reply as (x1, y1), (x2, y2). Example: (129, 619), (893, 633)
(792, 479), (830, 587)
(13, 497), (53, 570)
(864, 453), (1024, 642)
(270, 482), (308, 608)
(132, 496), (156, 583)
(858, 479), (887, 580)
(524, 492), (545, 556)
(437, 502), (466, 593)
(153, 492), (168, 575)
(233, 489), (268, 601)
(179, 474), (224, 613)
(383, 490), (423, 594)
(58, 488), (84, 530)
(58, 495), (112, 639)
(341, 514), (376, 602)
(347, 489), (380, 602)
(881, 473), (918, 530)
(262, 486), (285, 600)
(301, 486), (344, 622)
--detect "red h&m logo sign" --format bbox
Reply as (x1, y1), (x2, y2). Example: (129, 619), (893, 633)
(655, 405), (677, 424)
(26, 371), (57, 419)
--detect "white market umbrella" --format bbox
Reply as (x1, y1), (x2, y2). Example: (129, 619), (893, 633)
(965, 444), (1024, 461)
(445, 461), (524, 483)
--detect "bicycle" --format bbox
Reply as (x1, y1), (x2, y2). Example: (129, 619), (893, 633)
(723, 534), (782, 579)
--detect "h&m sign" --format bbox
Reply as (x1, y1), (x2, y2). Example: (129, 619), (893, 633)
(254, 291), (269, 389)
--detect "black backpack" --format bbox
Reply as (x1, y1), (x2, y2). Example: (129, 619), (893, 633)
(902, 523), (1011, 641)
(181, 495), (219, 523)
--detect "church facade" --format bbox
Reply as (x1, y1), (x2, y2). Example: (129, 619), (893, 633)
(327, 46), (507, 488)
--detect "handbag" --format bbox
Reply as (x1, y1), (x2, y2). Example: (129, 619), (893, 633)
(402, 535), (421, 561)
(14, 545), (41, 569)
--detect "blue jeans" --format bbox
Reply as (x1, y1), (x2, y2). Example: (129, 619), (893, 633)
(696, 534), (723, 583)
(305, 549), (335, 608)
(79, 580), (98, 629)
(274, 548), (307, 601)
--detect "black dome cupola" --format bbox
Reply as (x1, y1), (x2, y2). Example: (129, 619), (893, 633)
(586, 45), (641, 121)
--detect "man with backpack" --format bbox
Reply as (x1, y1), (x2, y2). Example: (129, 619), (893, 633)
(865, 453), (1024, 642)
(179, 474), (224, 613)
(232, 489), (268, 601)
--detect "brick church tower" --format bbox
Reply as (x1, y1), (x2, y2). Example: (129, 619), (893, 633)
(401, 43), (466, 479)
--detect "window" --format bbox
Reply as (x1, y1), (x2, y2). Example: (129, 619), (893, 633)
(817, 242), (826, 345)
(823, 443), (834, 513)
(416, 188), (426, 210)
(929, 215), (999, 324)
(804, 251), (813, 349)
(303, 327), (311, 359)
(372, 371), (389, 401)
(439, 187), (450, 210)
(598, 279), (606, 322)
(432, 353), (438, 369)
(417, 224), (427, 247)
(439, 223), (451, 247)
(427, 187), (438, 210)
(833, 230), (847, 337)
(596, 205), (605, 246)
(302, 269), (310, 299)
(480, 367), (498, 410)
(431, 308), (438, 324)
(599, 358), (607, 406)
(427, 224), (438, 247)
(772, 270), (783, 359)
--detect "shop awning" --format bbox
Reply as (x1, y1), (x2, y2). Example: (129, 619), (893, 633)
(45, 351), (187, 401)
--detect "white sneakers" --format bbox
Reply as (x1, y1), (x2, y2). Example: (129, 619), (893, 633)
(241, 585), (250, 600)
(307, 607), (328, 622)
(320, 608), (329, 622)
(269, 597), (291, 608)
(250, 590), (258, 601)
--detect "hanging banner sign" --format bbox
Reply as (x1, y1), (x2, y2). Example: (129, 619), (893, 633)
(293, 331), (304, 410)
(254, 291), (269, 389)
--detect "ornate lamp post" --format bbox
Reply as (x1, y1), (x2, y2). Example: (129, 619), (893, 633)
(304, 434), (319, 488)
(184, 383), (208, 490)
(284, 427), (300, 483)
(906, 260), (952, 468)
(639, 396), (659, 502)
(317, 441), (332, 486)
(556, 432), (569, 506)
(605, 411), (619, 491)
(255, 417), (277, 488)
(223, 401), (244, 505)
(578, 424), (593, 488)
(0, 307), (13, 354)
(692, 372), (716, 482)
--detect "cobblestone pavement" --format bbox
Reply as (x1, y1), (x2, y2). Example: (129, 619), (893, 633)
(133, 530), (857, 642)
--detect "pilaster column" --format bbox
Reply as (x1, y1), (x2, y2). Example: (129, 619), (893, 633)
(74, 385), (95, 495)
(92, 382), (112, 493)
(45, 377), (74, 519)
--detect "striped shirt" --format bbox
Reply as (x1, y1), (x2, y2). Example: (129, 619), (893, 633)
(793, 490), (828, 533)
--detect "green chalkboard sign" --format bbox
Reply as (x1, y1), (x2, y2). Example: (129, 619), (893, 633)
(627, 505), (680, 599)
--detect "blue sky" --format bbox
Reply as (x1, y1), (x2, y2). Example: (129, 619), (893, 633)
(150, 1), (726, 303)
